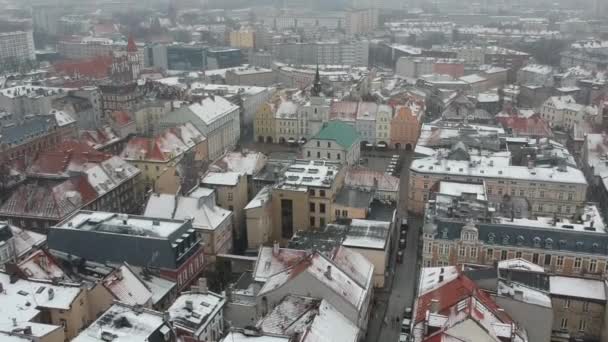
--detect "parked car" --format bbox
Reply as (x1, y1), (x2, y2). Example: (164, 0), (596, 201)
(399, 333), (409, 342)
(401, 318), (412, 334)
(404, 307), (412, 319)
(401, 218), (409, 230)
(397, 251), (403, 264)
(399, 238), (406, 249)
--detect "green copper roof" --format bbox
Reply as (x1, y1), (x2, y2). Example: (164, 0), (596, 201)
(313, 121), (359, 149)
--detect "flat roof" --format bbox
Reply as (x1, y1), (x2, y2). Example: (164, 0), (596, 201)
(550, 276), (606, 301)
(56, 211), (186, 239)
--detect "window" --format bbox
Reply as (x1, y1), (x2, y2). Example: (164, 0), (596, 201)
(228, 192), (233, 201)
(459, 245), (466, 257)
(583, 302), (589, 312)
(579, 319), (586, 332)
(309, 202), (315, 212)
(470, 247), (478, 258)
(319, 190), (325, 197)
(337, 153), (341, 160)
(519, 190), (524, 196)
(317, 152), (321, 158)
(589, 259), (597, 272)
(335, 209), (340, 217)
(515, 251), (522, 258)
(316, 141), (320, 147)
(310, 217), (315, 227)
(564, 299), (570, 308)
(327, 142), (331, 148)
(540, 191), (544, 198)
(574, 257), (582, 269)
(327, 152), (331, 159)
(557, 255), (564, 267)
(319, 218), (325, 227)
(440, 244), (449, 255)
(568, 193), (573, 200)
(425, 242), (432, 254)
(309, 189), (315, 196)
(307, 151), (311, 157)
(544, 254), (552, 266)
(486, 248), (494, 260)
(319, 203), (326, 213)
(532, 253), (539, 264)
(560, 318), (568, 329)
(501, 250), (508, 260)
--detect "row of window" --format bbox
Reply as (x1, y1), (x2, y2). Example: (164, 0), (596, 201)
(560, 317), (587, 332)
(307, 150), (341, 160)
(432, 243), (604, 272)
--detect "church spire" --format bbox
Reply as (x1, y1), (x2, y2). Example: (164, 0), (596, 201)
(312, 64), (322, 97)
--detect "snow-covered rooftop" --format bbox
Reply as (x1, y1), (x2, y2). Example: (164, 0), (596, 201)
(301, 299), (360, 342)
(495, 204), (605, 234)
(212, 151), (267, 176)
(497, 259), (544, 273)
(411, 154), (587, 185)
(168, 291), (225, 334)
(221, 332), (290, 342)
(187, 96), (239, 125)
(438, 181), (486, 201)
(57, 211), (186, 239)
(72, 303), (168, 342)
(550, 276), (606, 301)
(245, 186), (272, 210)
(342, 219), (390, 250)
(0, 272), (81, 325)
(103, 264), (152, 306)
(202, 171), (242, 186)
(497, 281), (552, 308)
(279, 160), (341, 190)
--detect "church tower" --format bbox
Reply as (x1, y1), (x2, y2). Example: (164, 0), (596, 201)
(126, 35), (140, 81)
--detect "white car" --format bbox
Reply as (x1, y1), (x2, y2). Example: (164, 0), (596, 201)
(399, 333), (409, 342)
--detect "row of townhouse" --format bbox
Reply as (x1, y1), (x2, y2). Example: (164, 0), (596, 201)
(254, 94), (425, 150)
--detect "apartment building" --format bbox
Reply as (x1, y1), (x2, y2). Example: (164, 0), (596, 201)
(225, 67), (276, 86)
(201, 171), (248, 244)
(229, 29), (256, 49)
(169, 290), (226, 341)
(409, 143), (588, 216)
(120, 123), (208, 193)
(144, 189), (233, 260)
(271, 160), (345, 241)
(540, 95), (600, 131)
(0, 141), (141, 231)
(160, 97), (240, 160)
(0, 30), (35, 62)
(345, 8), (378, 35)
(390, 102), (424, 150)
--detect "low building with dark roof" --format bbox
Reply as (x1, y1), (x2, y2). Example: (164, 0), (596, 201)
(48, 210), (205, 291)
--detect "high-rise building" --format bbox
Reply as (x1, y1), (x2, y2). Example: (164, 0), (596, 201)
(0, 30), (35, 62)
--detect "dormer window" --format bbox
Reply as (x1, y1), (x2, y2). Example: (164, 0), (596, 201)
(488, 233), (495, 244)
(502, 235), (509, 245)
(545, 238), (553, 249)
(533, 237), (541, 248)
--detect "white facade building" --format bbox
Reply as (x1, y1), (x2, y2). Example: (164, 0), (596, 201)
(540, 95), (599, 130)
(160, 96), (240, 160)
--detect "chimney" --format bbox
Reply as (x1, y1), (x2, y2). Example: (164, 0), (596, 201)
(12, 318), (16, 327)
(325, 265), (332, 280)
(198, 278), (208, 294)
(272, 241), (280, 256)
(225, 284), (233, 301)
(23, 326), (32, 335)
(48, 288), (54, 300)
(430, 299), (440, 313)
(185, 300), (193, 311)
(438, 275), (444, 283)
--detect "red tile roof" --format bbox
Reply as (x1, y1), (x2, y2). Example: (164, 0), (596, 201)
(415, 274), (511, 324)
(28, 140), (111, 176)
(53, 56), (113, 79)
(496, 115), (552, 138)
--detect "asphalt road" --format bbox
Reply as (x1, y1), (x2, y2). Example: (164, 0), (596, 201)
(365, 151), (422, 342)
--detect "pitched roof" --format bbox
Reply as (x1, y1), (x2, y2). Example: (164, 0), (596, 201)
(312, 121), (359, 149)
(127, 35), (138, 53)
(120, 123), (205, 162)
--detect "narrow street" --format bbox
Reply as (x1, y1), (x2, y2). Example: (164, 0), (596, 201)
(365, 151), (422, 342)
